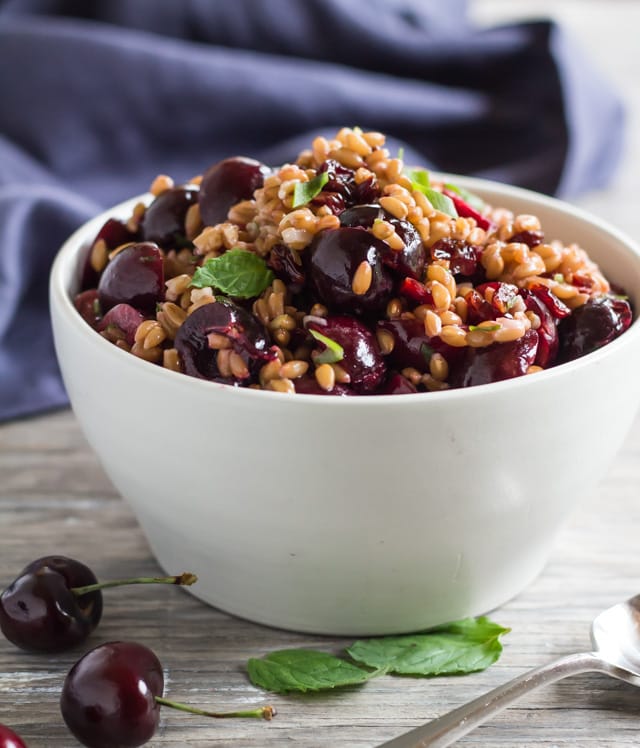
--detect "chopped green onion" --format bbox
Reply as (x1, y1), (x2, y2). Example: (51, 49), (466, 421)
(469, 324), (500, 332)
(309, 329), (344, 364)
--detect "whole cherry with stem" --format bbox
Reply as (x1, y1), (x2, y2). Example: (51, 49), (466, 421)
(0, 725), (27, 748)
(0, 556), (197, 652)
(61, 641), (274, 748)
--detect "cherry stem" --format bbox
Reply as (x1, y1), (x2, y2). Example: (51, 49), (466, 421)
(70, 572), (198, 596)
(155, 696), (275, 720)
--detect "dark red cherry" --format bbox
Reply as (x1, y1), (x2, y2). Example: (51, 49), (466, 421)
(450, 329), (539, 387)
(175, 300), (277, 385)
(306, 227), (394, 315)
(81, 218), (138, 290)
(141, 186), (199, 248)
(74, 289), (102, 329)
(307, 316), (386, 393)
(293, 376), (355, 396)
(61, 641), (274, 748)
(97, 304), (146, 346)
(520, 287), (560, 368)
(379, 373), (418, 395)
(0, 556), (102, 652)
(527, 283), (570, 320)
(339, 206), (426, 281)
(558, 296), (632, 362)
(0, 725), (27, 748)
(61, 641), (163, 748)
(199, 157), (269, 226)
(377, 318), (464, 373)
(97, 242), (164, 314)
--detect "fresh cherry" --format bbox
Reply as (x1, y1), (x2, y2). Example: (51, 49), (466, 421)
(0, 556), (196, 653)
(61, 641), (274, 748)
(306, 227), (394, 315)
(141, 185), (199, 248)
(199, 157), (269, 226)
(174, 300), (277, 385)
(97, 303), (146, 346)
(307, 316), (386, 393)
(97, 242), (164, 314)
(0, 725), (27, 748)
(558, 295), (632, 362)
(81, 218), (139, 290)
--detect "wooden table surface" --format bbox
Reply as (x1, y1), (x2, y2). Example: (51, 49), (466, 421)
(2, 1), (640, 746)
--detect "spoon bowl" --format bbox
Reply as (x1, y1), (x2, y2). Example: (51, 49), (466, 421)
(380, 595), (640, 747)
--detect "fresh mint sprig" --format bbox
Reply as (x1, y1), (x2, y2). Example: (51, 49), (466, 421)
(292, 172), (330, 208)
(190, 248), (274, 299)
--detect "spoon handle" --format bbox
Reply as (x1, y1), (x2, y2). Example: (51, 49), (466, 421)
(378, 651), (605, 748)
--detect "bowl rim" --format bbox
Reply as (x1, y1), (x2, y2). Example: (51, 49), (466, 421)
(50, 174), (640, 408)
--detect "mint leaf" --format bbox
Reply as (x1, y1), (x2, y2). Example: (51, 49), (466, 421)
(309, 328), (344, 364)
(247, 649), (374, 694)
(405, 167), (430, 188)
(420, 342), (434, 363)
(346, 617), (510, 676)
(190, 248), (273, 298)
(419, 187), (458, 218)
(444, 182), (485, 211)
(292, 172), (330, 208)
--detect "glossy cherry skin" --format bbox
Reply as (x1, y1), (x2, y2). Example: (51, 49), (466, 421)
(558, 296), (632, 362)
(379, 373), (418, 395)
(97, 304), (146, 346)
(377, 318), (464, 374)
(0, 725), (27, 748)
(141, 186), (199, 248)
(306, 227), (394, 315)
(81, 218), (138, 290)
(339, 205), (426, 281)
(175, 300), (276, 385)
(314, 159), (380, 212)
(60, 641), (163, 748)
(293, 376), (355, 396)
(450, 329), (539, 388)
(0, 556), (102, 652)
(307, 316), (386, 393)
(199, 157), (269, 226)
(97, 243), (164, 314)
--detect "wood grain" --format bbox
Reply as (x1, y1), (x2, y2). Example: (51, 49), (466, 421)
(2, 1), (640, 745)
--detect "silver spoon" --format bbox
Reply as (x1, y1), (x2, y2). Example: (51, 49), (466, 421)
(378, 595), (640, 748)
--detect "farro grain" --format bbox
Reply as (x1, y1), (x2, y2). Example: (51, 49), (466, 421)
(279, 360), (309, 379)
(429, 353), (449, 381)
(315, 363), (335, 391)
(150, 174), (174, 196)
(376, 328), (395, 355)
(216, 349), (233, 377)
(352, 260), (373, 295)
(268, 378), (295, 394)
(163, 348), (181, 372)
(424, 310), (442, 337)
(379, 196), (409, 220)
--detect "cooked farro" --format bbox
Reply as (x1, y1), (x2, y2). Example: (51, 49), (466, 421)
(74, 127), (633, 395)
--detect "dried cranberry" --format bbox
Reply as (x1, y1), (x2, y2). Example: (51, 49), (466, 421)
(430, 238), (480, 278)
(268, 244), (305, 292)
(97, 242), (164, 314)
(307, 316), (386, 394)
(306, 227), (394, 315)
(476, 282), (519, 315)
(199, 157), (269, 226)
(175, 300), (276, 385)
(558, 296), (632, 362)
(398, 278), (433, 306)
(527, 283), (570, 319)
(508, 230), (544, 248)
(442, 189), (495, 232)
(311, 191), (346, 215)
(141, 186), (199, 248)
(450, 329), (539, 387)
(97, 304), (146, 346)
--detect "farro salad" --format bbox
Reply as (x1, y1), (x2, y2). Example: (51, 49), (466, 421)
(74, 127), (632, 395)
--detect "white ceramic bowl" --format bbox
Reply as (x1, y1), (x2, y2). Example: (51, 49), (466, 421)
(50, 177), (640, 635)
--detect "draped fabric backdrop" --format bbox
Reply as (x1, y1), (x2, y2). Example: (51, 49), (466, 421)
(0, 0), (624, 421)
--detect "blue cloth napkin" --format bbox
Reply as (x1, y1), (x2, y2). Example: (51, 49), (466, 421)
(0, 0), (624, 421)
